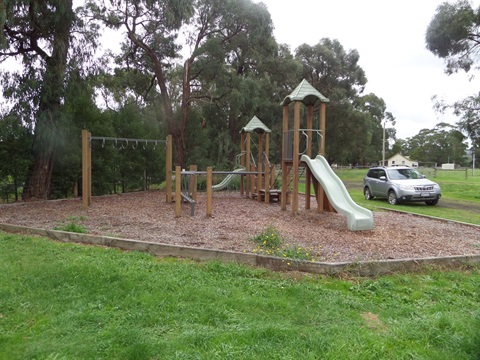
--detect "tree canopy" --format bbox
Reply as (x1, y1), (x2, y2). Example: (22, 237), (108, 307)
(426, 0), (480, 151)
(0, 0), (410, 201)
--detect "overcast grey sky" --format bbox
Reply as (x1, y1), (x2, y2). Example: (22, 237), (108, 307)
(257, 0), (479, 140)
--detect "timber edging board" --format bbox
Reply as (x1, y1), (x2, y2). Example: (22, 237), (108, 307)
(1, 223), (479, 276)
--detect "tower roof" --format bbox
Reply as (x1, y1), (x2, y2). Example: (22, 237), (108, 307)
(240, 116), (271, 133)
(282, 79), (330, 106)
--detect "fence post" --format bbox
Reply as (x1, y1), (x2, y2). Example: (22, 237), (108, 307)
(175, 166), (181, 217)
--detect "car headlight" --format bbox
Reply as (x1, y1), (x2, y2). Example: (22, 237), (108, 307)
(433, 184), (440, 190)
(399, 185), (415, 191)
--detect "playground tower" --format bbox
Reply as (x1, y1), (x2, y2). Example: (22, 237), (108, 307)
(281, 79), (332, 214)
(240, 116), (277, 202)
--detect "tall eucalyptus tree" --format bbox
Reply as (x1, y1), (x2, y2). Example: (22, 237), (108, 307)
(0, 0), (99, 199)
(426, 0), (480, 150)
(89, 0), (275, 167)
(295, 38), (391, 164)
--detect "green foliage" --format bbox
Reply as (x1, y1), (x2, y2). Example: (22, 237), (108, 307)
(295, 39), (391, 165)
(406, 122), (468, 166)
(54, 222), (87, 234)
(426, 1), (480, 147)
(6, 0), (476, 201)
(1, 233), (480, 359)
(426, 0), (479, 74)
(250, 225), (283, 249)
(250, 225), (321, 261)
(0, 114), (32, 201)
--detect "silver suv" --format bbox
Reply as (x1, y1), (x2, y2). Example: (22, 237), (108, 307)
(363, 166), (441, 206)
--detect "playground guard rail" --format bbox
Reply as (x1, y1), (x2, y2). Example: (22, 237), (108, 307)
(283, 129), (323, 161)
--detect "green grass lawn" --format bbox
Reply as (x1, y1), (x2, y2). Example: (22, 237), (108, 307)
(300, 168), (480, 225)
(1, 233), (480, 359)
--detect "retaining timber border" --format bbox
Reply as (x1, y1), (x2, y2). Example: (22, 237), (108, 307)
(1, 223), (479, 276)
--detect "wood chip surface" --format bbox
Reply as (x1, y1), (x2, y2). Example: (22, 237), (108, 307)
(1, 191), (478, 263)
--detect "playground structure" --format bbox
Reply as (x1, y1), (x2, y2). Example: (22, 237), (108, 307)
(81, 79), (374, 230)
(81, 130), (173, 209)
(239, 116), (279, 202)
(280, 79), (374, 231)
(172, 115), (280, 216)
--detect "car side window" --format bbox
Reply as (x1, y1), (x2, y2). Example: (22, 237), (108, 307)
(367, 170), (376, 179)
(378, 169), (386, 178)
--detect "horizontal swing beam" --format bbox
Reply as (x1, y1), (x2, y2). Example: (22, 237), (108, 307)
(178, 170), (265, 176)
(89, 136), (168, 147)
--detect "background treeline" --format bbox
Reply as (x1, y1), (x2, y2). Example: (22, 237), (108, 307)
(0, 0), (478, 201)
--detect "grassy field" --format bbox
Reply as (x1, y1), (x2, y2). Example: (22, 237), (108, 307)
(300, 167), (480, 225)
(1, 233), (480, 359)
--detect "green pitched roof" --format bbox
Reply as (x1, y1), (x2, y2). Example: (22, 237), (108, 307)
(240, 116), (271, 133)
(281, 79), (330, 106)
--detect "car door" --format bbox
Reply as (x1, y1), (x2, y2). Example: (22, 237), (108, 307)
(374, 169), (389, 197)
(371, 169), (386, 197)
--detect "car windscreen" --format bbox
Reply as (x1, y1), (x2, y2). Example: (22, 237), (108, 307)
(387, 168), (422, 180)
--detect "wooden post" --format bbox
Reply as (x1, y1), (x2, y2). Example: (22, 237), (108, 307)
(264, 159), (270, 203)
(292, 101), (300, 215)
(320, 103), (326, 156)
(250, 165), (256, 195)
(257, 132), (263, 202)
(318, 103), (327, 212)
(240, 132), (245, 196)
(166, 134), (173, 203)
(88, 131), (92, 206)
(305, 105), (314, 210)
(266, 132), (274, 189)
(246, 132), (251, 196)
(206, 167), (213, 217)
(265, 132), (270, 161)
(281, 104), (289, 210)
(175, 166), (181, 217)
(81, 129), (91, 209)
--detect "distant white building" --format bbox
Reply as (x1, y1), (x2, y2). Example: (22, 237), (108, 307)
(441, 163), (456, 170)
(386, 153), (418, 167)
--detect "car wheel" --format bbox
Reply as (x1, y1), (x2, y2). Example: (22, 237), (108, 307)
(364, 187), (374, 200)
(388, 190), (399, 205)
(425, 199), (439, 206)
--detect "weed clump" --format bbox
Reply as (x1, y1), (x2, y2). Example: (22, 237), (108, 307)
(250, 225), (322, 262)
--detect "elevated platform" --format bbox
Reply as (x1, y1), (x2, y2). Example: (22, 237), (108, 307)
(251, 189), (281, 202)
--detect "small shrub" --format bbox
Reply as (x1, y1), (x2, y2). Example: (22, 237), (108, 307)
(278, 245), (314, 261)
(54, 222), (87, 234)
(250, 226), (322, 261)
(250, 225), (283, 250)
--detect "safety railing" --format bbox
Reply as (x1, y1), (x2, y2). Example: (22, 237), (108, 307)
(283, 129), (323, 161)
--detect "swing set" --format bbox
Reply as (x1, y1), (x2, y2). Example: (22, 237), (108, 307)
(81, 130), (173, 209)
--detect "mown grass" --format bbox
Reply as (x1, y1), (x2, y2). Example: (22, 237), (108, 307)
(1, 233), (480, 359)
(300, 168), (480, 225)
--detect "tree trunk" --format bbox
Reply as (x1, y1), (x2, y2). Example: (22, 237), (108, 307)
(23, 150), (54, 200)
(22, 0), (74, 200)
(127, 29), (187, 168)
